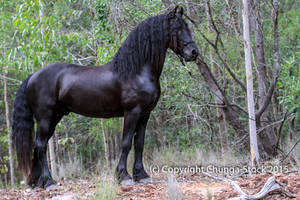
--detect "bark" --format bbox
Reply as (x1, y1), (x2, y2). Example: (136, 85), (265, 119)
(101, 120), (111, 167)
(49, 136), (57, 179)
(114, 133), (121, 158)
(205, 2), (228, 153)
(242, 0), (260, 166)
(195, 57), (247, 139)
(250, 0), (277, 157)
(110, 129), (116, 160)
(3, 68), (15, 187)
(55, 135), (61, 166)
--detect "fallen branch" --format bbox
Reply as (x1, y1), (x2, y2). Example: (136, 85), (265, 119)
(202, 172), (295, 200)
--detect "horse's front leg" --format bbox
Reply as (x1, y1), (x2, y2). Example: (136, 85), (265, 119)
(116, 106), (140, 185)
(132, 114), (150, 182)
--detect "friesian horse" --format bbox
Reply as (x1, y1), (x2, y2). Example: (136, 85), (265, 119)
(12, 6), (198, 188)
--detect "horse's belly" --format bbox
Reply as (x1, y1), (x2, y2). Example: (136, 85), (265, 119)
(59, 88), (123, 118)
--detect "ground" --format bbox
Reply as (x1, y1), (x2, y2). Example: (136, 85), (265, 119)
(0, 172), (299, 199)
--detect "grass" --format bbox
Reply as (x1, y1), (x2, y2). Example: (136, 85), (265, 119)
(147, 146), (249, 170)
(93, 179), (118, 200)
(93, 161), (119, 200)
(57, 157), (84, 180)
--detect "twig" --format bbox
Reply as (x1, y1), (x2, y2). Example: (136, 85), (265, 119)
(0, 75), (22, 83)
(234, 114), (294, 146)
(191, 18), (247, 93)
(275, 110), (289, 151)
(282, 135), (300, 161)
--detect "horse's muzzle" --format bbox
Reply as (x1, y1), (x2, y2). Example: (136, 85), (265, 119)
(183, 44), (198, 62)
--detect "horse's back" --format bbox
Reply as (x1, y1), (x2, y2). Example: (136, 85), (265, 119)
(26, 63), (78, 115)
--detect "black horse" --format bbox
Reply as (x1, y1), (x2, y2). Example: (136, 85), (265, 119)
(12, 6), (198, 188)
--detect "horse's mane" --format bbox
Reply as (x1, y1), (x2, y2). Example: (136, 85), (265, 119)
(112, 14), (169, 79)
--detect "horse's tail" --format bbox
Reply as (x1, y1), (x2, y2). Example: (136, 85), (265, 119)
(12, 75), (34, 180)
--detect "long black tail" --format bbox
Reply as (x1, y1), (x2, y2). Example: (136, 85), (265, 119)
(12, 75), (34, 180)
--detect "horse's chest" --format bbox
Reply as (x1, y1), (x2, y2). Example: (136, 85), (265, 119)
(122, 76), (160, 109)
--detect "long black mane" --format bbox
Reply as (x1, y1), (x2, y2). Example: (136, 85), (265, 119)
(112, 14), (169, 79)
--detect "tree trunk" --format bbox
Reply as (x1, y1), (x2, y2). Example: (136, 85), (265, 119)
(114, 133), (120, 158)
(110, 129), (116, 160)
(3, 67), (15, 187)
(49, 136), (57, 179)
(195, 57), (247, 140)
(206, 1), (228, 153)
(101, 120), (111, 167)
(250, 0), (277, 157)
(242, 0), (260, 166)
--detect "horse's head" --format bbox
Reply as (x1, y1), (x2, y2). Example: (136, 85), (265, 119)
(167, 6), (198, 62)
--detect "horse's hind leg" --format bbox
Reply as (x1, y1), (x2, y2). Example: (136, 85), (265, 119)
(29, 112), (62, 188)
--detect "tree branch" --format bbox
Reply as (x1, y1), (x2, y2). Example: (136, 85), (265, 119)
(192, 4), (247, 93)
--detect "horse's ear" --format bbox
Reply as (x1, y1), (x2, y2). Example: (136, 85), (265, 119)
(178, 6), (184, 16)
(167, 6), (178, 19)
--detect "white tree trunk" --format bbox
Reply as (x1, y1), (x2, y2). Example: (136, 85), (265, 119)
(101, 120), (111, 167)
(49, 136), (57, 179)
(3, 67), (15, 187)
(242, 0), (260, 166)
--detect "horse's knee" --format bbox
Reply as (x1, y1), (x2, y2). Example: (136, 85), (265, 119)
(121, 136), (133, 153)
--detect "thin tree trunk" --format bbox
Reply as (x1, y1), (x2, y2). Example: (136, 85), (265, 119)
(110, 129), (116, 160)
(114, 133), (120, 158)
(250, 0), (277, 157)
(55, 134), (61, 166)
(3, 67), (15, 187)
(205, 2), (228, 153)
(49, 136), (57, 179)
(242, 0), (260, 166)
(101, 120), (111, 167)
(4, 173), (8, 188)
(38, 0), (45, 37)
(195, 57), (247, 140)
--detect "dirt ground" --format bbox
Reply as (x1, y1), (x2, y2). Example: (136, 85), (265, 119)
(0, 172), (299, 199)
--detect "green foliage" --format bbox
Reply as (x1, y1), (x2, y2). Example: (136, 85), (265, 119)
(277, 52), (300, 115)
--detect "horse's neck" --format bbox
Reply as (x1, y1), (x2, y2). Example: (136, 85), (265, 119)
(149, 47), (168, 80)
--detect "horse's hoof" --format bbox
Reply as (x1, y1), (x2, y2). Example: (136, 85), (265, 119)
(46, 184), (59, 191)
(138, 177), (152, 184)
(120, 179), (135, 186)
